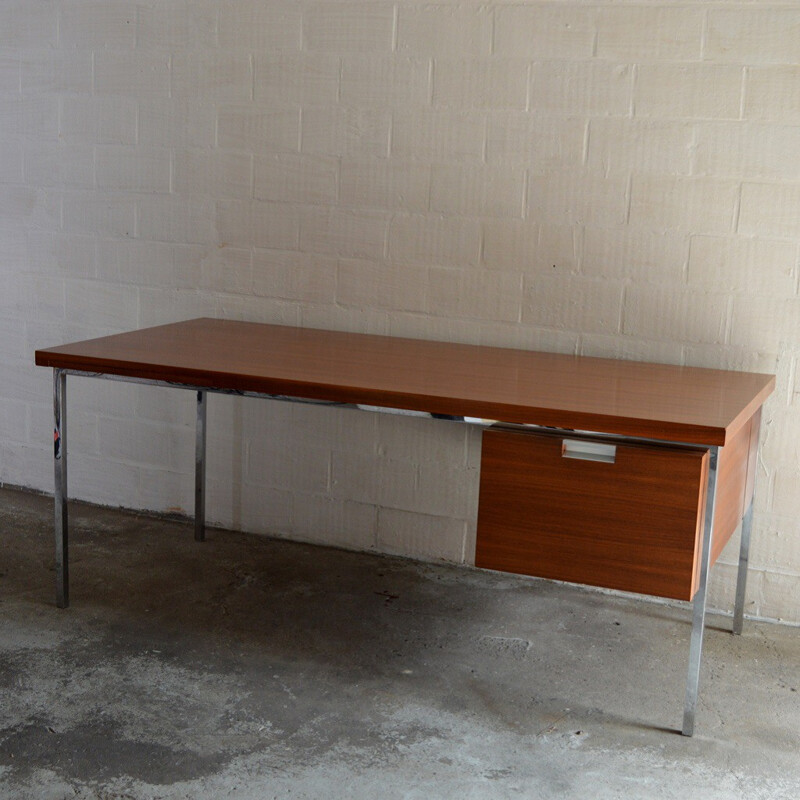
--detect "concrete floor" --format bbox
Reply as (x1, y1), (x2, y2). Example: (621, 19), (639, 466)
(0, 485), (798, 799)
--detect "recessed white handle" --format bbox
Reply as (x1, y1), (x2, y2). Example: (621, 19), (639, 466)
(562, 439), (616, 463)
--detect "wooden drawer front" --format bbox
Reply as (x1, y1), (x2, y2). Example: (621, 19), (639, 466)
(476, 429), (710, 601)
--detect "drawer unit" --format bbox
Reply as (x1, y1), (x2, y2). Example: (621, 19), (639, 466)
(476, 428), (710, 601)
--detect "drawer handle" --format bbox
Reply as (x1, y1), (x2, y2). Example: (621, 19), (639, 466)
(562, 439), (616, 464)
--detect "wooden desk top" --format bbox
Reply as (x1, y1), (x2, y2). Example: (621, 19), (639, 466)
(35, 318), (774, 446)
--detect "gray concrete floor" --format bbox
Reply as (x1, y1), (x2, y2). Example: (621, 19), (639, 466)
(0, 485), (798, 799)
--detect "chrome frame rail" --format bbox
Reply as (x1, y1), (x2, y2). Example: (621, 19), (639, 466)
(51, 368), (753, 736)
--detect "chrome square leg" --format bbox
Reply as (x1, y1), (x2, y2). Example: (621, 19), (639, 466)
(682, 446), (719, 737)
(195, 390), (207, 542)
(733, 502), (754, 636)
(54, 369), (69, 608)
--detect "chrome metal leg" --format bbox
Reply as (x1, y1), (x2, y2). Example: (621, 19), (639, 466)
(194, 390), (207, 542)
(732, 502), (754, 636)
(682, 446), (719, 737)
(54, 369), (69, 608)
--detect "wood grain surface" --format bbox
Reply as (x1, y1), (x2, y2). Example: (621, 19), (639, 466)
(476, 428), (710, 600)
(35, 318), (775, 445)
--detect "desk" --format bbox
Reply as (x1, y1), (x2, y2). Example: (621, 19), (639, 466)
(35, 318), (775, 736)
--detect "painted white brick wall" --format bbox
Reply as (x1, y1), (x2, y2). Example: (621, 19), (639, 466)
(1, 1), (799, 624)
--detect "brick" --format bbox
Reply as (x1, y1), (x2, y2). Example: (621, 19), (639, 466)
(388, 214), (481, 267)
(339, 158), (430, 213)
(298, 305), (389, 338)
(216, 295), (300, 326)
(14, 97), (59, 141)
(0, 318), (27, 363)
(64, 279), (139, 331)
(635, 64), (743, 120)
(688, 236), (797, 296)
(729, 296), (800, 351)
(138, 99), (216, 148)
(771, 468), (800, 521)
(175, 149), (252, 199)
(595, 6), (704, 61)
(336, 259), (427, 313)
(136, 195), (217, 245)
(95, 238), (190, 288)
(138, 466), (194, 517)
(414, 460), (476, 518)
(522, 274), (623, 334)
(430, 164), (525, 219)
(486, 113), (586, 168)
(303, 3), (394, 53)
(171, 53), (252, 103)
(208, 248), (253, 295)
(707, 8), (800, 65)
(433, 59), (528, 111)
(392, 109), (485, 162)
(483, 220), (580, 275)
(530, 62), (632, 117)
(761, 407), (800, 467)
(588, 119), (693, 177)
(749, 517), (800, 576)
(428, 267), (521, 323)
(694, 123), (800, 182)
(27, 231), (96, 279)
(235, 485), (294, 538)
(0, 140), (22, 182)
(579, 335), (683, 365)
(290, 403), (377, 457)
(375, 412), (469, 466)
(744, 66), (800, 123)
(137, 288), (217, 327)
(248, 438), (329, 494)
(622, 285), (729, 345)
(217, 200), (301, 251)
(301, 106), (391, 158)
(136, 3), (217, 50)
(252, 250), (337, 304)
(217, 106), (300, 152)
(60, 97), (137, 145)
(18, 273), (65, 320)
(96, 146), (171, 193)
(0, 3), (57, 48)
(291, 496), (377, 551)
(397, 6), (492, 58)
(341, 56), (430, 108)
(94, 53), (170, 97)
(0, 56), (18, 95)
(0, 227), (28, 276)
(629, 176), (739, 235)
(494, 6), (595, 59)
(59, 3), (136, 50)
(255, 54), (340, 106)
(738, 183), (800, 239)
(69, 455), (141, 509)
(582, 227), (688, 283)
(218, 2), (302, 51)
(376, 507), (467, 563)
(528, 169), (629, 228)
(0, 397), (32, 444)
(21, 52), (92, 95)
(681, 344), (778, 376)
(62, 191), (136, 238)
(331, 451), (416, 510)
(96, 416), (173, 469)
(254, 154), (338, 204)
(299, 207), (388, 260)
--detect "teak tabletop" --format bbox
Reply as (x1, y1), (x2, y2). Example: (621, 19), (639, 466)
(35, 318), (775, 446)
